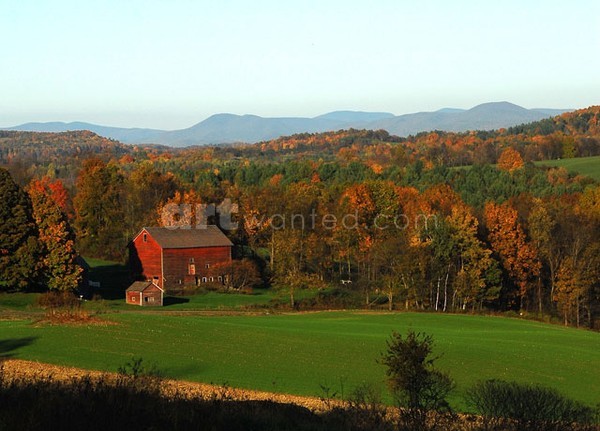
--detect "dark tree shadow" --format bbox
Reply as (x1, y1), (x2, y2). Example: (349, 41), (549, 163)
(82, 258), (131, 300)
(0, 337), (37, 359)
(163, 297), (190, 306)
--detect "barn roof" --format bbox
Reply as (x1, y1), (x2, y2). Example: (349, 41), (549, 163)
(126, 281), (163, 292)
(141, 226), (233, 249)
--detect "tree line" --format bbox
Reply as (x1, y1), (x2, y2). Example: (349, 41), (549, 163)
(1, 151), (598, 327)
(1, 107), (599, 327)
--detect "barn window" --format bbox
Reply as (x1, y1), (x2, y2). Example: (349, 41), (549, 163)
(189, 258), (195, 263)
(149, 297), (154, 302)
(143, 233), (147, 242)
(202, 277), (207, 283)
(144, 297), (148, 302)
(209, 276), (214, 282)
(205, 263), (210, 269)
(189, 263), (196, 275)
(218, 276), (223, 282)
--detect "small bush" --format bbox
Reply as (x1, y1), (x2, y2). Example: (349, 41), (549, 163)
(465, 379), (598, 431)
(36, 290), (80, 309)
(36, 291), (91, 323)
(117, 357), (163, 393)
(345, 383), (389, 431)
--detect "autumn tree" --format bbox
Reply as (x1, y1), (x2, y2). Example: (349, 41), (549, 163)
(157, 189), (203, 228)
(552, 188), (600, 327)
(484, 202), (541, 310)
(497, 147), (524, 172)
(528, 199), (561, 314)
(339, 181), (405, 303)
(125, 163), (178, 238)
(28, 177), (82, 291)
(73, 158), (125, 260)
(209, 259), (262, 291)
(554, 257), (589, 326)
(447, 205), (495, 311)
(0, 168), (40, 291)
(372, 231), (414, 311)
(271, 182), (325, 307)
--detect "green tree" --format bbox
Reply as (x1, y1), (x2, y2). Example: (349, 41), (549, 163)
(0, 168), (40, 291)
(380, 330), (453, 431)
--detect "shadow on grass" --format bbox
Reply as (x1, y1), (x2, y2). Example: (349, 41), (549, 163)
(0, 337), (37, 359)
(84, 258), (131, 300)
(163, 297), (190, 307)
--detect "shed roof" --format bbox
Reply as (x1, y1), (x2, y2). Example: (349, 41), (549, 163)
(126, 281), (163, 292)
(139, 226), (233, 249)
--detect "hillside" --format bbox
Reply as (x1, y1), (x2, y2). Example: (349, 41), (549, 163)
(536, 155), (600, 181)
(0, 130), (165, 184)
(0, 130), (130, 163)
(3, 107), (600, 186)
(7, 122), (164, 143)
(1, 311), (598, 409)
(245, 106), (600, 168)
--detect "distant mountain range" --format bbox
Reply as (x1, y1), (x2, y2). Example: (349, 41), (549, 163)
(4, 102), (572, 147)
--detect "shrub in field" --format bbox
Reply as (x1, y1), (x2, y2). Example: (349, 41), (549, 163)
(465, 379), (598, 431)
(35, 290), (91, 323)
(36, 290), (80, 309)
(380, 330), (454, 431)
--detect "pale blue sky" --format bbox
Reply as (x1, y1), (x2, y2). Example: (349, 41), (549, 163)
(1, 0), (599, 129)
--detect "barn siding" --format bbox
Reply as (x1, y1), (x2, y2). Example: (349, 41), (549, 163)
(126, 291), (141, 305)
(141, 285), (163, 306)
(163, 246), (231, 291)
(129, 228), (232, 293)
(129, 229), (164, 288)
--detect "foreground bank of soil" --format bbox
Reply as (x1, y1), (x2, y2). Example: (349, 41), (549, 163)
(0, 359), (341, 412)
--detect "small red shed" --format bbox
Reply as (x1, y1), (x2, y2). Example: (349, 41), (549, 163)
(126, 281), (164, 306)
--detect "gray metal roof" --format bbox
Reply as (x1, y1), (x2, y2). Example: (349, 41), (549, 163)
(142, 225), (233, 249)
(127, 281), (156, 292)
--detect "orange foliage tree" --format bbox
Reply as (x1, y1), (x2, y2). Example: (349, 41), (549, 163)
(497, 147), (524, 172)
(484, 202), (540, 309)
(157, 190), (203, 228)
(28, 177), (82, 291)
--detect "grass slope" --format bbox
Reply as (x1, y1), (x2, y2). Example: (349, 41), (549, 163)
(536, 155), (600, 181)
(0, 312), (598, 410)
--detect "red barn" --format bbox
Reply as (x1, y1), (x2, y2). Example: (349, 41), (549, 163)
(126, 281), (164, 306)
(128, 226), (233, 292)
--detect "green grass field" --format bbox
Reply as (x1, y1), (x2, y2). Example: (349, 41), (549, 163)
(0, 311), (598, 411)
(535, 155), (600, 181)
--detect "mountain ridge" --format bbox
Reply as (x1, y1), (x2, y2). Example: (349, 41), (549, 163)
(4, 102), (573, 147)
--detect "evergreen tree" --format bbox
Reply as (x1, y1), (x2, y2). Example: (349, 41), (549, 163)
(0, 168), (40, 291)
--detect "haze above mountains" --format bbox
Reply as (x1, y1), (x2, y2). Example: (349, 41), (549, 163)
(5, 102), (570, 147)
